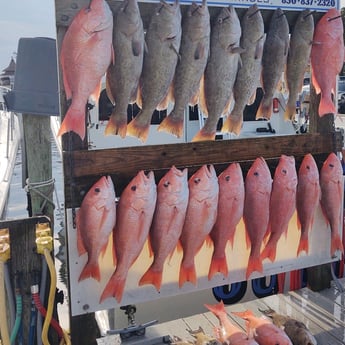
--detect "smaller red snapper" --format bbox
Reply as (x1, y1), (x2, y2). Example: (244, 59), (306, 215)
(232, 310), (293, 345)
(320, 152), (344, 256)
(208, 163), (244, 280)
(58, 0), (114, 140)
(261, 155), (297, 262)
(179, 165), (219, 287)
(243, 157), (272, 279)
(205, 302), (259, 345)
(77, 176), (116, 282)
(100, 170), (157, 303)
(139, 166), (189, 291)
(296, 154), (321, 255)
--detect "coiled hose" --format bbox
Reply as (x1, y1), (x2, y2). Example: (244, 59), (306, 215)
(10, 292), (22, 344)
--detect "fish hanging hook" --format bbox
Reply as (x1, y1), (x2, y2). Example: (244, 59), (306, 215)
(328, 14), (344, 21)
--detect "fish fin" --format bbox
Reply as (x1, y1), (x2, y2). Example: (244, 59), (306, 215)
(90, 81), (102, 103)
(189, 92), (200, 107)
(284, 103), (296, 121)
(260, 241), (277, 262)
(57, 107), (86, 140)
(204, 301), (225, 314)
(105, 74), (115, 105)
(247, 89), (257, 106)
(319, 93), (336, 116)
(232, 310), (254, 320)
(76, 211), (86, 255)
(221, 114), (242, 135)
(194, 41), (206, 60)
(127, 112), (151, 143)
(192, 128), (216, 142)
(208, 256), (228, 280)
(331, 234), (344, 256)
(105, 113), (127, 138)
(311, 73), (321, 95)
(100, 240), (109, 258)
(256, 96), (272, 120)
(138, 267), (162, 291)
(297, 236), (309, 256)
(228, 231), (236, 250)
(176, 239), (183, 253)
(132, 40), (143, 57)
(61, 62), (72, 100)
(223, 97), (233, 116)
(244, 228), (251, 250)
(78, 261), (101, 282)
(147, 235), (154, 258)
(205, 235), (213, 248)
(157, 84), (174, 111)
(179, 262), (197, 287)
(111, 43), (115, 65)
(198, 75), (208, 116)
(157, 112), (184, 138)
(112, 239), (117, 267)
(136, 86), (143, 109)
(246, 255), (263, 279)
(99, 273), (126, 303)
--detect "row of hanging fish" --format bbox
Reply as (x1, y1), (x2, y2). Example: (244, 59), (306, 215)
(57, 0), (345, 143)
(75, 152), (343, 303)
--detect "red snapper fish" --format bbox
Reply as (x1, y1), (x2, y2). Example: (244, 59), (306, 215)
(77, 176), (116, 282)
(310, 8), (345, 116)
(261, 155), (297, 262)
(179, 165), (219, 287)
(100, 171), (157, 303)
(296, 154), (321, 256)
(320, 153), (344, 256)
(232, 310), (293, 345)
(208, 163), (244, 280)
(205, 302), (259, 345)
(58, 0), (114, 140)
(139, 166), (189, 291)
(244, 157), (272, 279)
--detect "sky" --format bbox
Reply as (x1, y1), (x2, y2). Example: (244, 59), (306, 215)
(0, 0), (56, 72)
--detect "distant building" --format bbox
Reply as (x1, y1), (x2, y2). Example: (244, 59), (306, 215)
(0, 58), (16, 88)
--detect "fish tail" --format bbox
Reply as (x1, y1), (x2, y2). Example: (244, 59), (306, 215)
(297, 236), (309, 256)
(104, 114), (127, 138)
(179, 262), (197, 288)
(256, 97), (272, 120)
(208, 256), (228, 280)
(319, 93), (336, 117)
(284, 103), (296, 121)
(221, 115), (242, 135)
(204, 301), (226, 315)
(157, 112), (184, 138)
(57, 108), (86, 140)
(138, 267), (163, 291)
(331, 234), (344, 256)
(260, 241), (277, 262)
(246, 255), (263, 279)
(78, 261), (101, 282)
(127, 112), (150, 143)
(232, 310), (254, 320)
(191, 128), (216, 142)
(99, 273), (126, 303)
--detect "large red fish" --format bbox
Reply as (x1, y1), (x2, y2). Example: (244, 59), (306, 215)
(139, 166), (189, 291)
(261, 155), (297, 262)
(100, 171), (157, 303)
(58, 0), (114, 140)
(310, 8), (345, 116)
(296, 154), (321, 256)
(179, 165), (218, 287)
(244, 158), (272, 279)
(320, 153), (344, 256)
(232, 310), (293, 345)
(205, 302), (259, 345)
(77, 176), (116, 282)
(208, 163), (244, 280)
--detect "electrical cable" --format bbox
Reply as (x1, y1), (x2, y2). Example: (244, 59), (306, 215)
(37, 257), (48, 345)
(28, 299), (37, 345)
(4, 263), (15, 331)
(0, 260), (10, 345)
(10, 292), (22, 344)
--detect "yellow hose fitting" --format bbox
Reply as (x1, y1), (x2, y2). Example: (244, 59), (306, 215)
(0, 228), (10, 262)
(35, 223), (53, 254)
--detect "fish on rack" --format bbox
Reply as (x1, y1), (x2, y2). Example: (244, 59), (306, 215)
(77, 176), (116, 282)
(127, 0), (182, 143)
(193, 6), (242, 141)
(310, 8), (345, 117)
(205, 301), (259, 344)
(208, 162), (244, 280)
(139, 166), (189, 291)
(179, 165), (218, 287)
(222, 4), (265, 135)
(320, 152), (344, 256)
(244, 157), (272, 279)
(284, 9), (314, 121)
(105, 0), (145, 138)
(261, 155), (297, 262)
(259, 307), (317, 345)
(100, 170), (157, 303)
(158, 0), (210, 139)
(296, 154), (320, 256)
(256, 8), (289, 120)
(58, 0), (114, 140)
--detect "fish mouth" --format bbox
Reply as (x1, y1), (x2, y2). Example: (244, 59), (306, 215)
(190, 0), (207, 15)
(203, 164), (216, 179)
(158, 0), (179, 14)
(170, 165), (185, 177)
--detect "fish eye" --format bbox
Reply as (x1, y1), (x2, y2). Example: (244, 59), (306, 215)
(306, 165), (310, 170)
(94, 187), (100, 193)
(131, 185), (137, 191)
(163, 181), (170, 187)
(282, 169), (287, 175)
(254, 172), (259, 176)
(329, 163), (334, 168)
(194, 178), (201, 184)
(225, 175), (230, 181)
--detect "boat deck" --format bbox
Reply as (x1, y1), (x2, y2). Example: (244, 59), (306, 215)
(98, 278), (345, 345)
